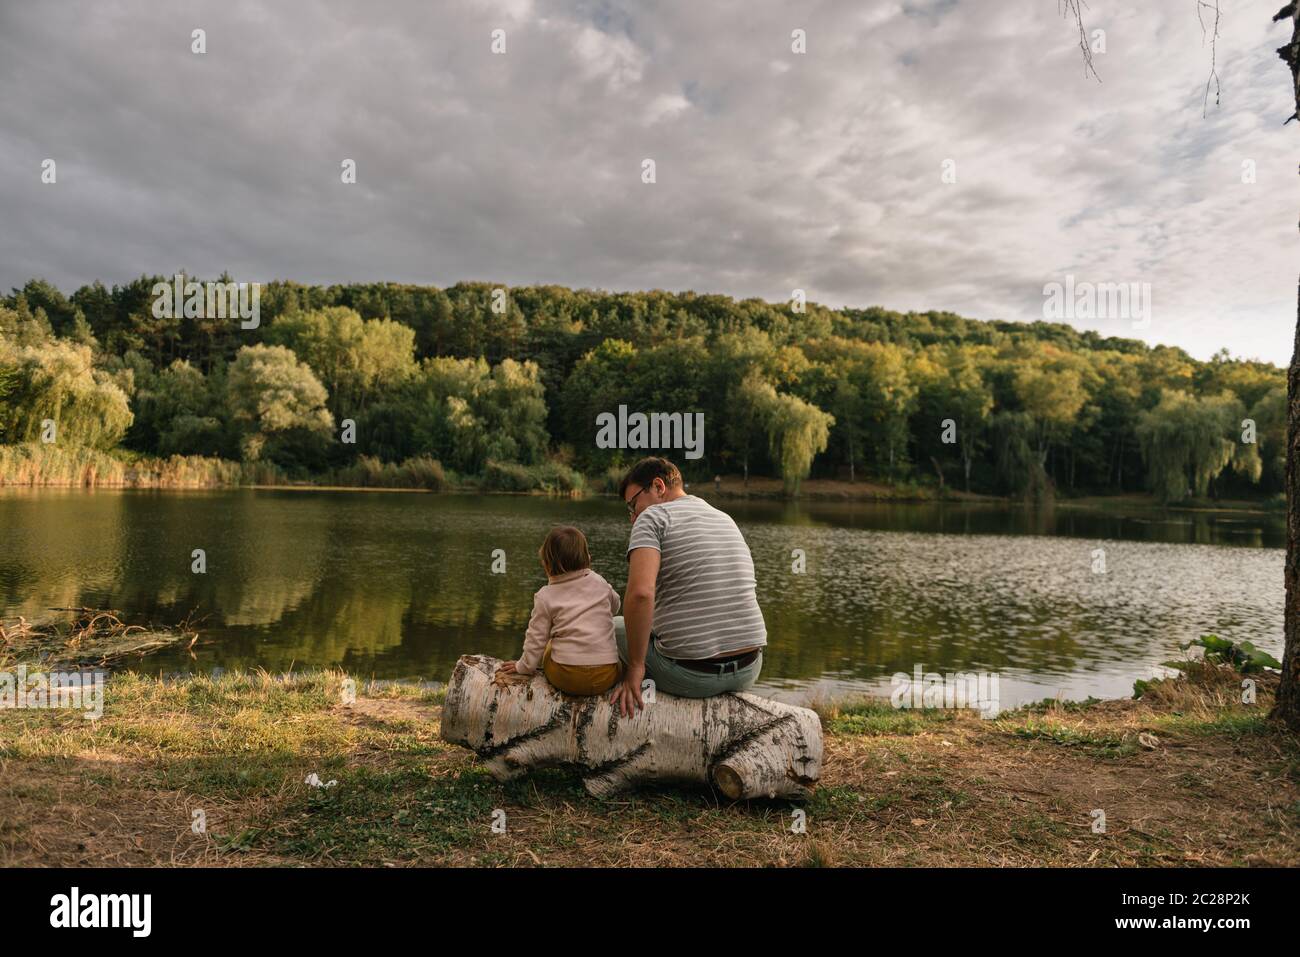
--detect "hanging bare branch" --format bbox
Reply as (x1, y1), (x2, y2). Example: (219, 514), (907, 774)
(1060, 0), (1099, 82)
(1060, 0), (1222, 111)
(1197, 1), (1222, 116)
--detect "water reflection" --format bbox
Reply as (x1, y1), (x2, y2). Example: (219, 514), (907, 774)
(0, 489), (1284, 709)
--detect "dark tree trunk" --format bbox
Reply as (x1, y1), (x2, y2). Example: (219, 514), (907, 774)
(1272, 6), (1300, 732)
(1275, 278), (1300, 730)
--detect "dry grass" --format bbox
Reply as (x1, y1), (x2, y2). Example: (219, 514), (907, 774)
(1, 665), (1296, 867)
(0, 443), (242, 488)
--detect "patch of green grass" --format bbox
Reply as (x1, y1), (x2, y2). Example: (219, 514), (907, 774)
(625, 786), (722, 823)
(358, 680), (446, 706)
(1007, 812), (1075, 847)
(1018, 696), (1104, 714)
(826, 701), (955, 736)
(500, 767), (587, 807)
(0, 780), (58, 802)
(261, 764), (501, 863)
(803, 784), (864, 817)
(1004, 718), (1136, 758)
(1151, 710), (1274, 739)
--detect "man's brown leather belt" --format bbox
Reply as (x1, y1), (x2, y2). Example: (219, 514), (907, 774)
(671, 649), (760, 673)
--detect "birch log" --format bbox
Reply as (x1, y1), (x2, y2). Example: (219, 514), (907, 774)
(440, 654), (823, 800)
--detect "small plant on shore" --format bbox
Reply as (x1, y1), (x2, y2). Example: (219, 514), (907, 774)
(1133, 634), (1282, 701)
(1162, 634), (1281, 675)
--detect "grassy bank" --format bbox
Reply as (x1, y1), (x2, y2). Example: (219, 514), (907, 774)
(1, 663), (1294, 867)
(0, 445), (1283, 509)
(0, 443), (244, 488)
(0, 443), (580, 494)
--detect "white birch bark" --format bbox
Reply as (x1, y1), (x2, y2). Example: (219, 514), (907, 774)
(440, 654), (823, 800)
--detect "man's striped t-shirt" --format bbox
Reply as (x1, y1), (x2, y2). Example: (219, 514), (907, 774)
(625, 494), (767, 659)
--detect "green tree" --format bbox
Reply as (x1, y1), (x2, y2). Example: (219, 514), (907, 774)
(267, 306), (416, 419)
(917, 345), (994, 492)
(1135, 390), (1257, 503)
(135, 359), (226, 457)
(1248, 385), (1286, 491)
(1010, 345), (1090, 486)
(0, 338), (132, 448)
(765, 391), (834, 495)
(226, 344), (334, 464)
(728, 372), (778, 485)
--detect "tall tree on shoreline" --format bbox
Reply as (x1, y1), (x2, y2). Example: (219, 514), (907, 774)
(1061, 1), (1300, 730)
(1272, 3), (1300, 730)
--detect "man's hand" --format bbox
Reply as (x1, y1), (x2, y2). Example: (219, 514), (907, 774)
(610, 662), (645, 718)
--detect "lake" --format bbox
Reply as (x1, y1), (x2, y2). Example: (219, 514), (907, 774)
(0, 488), (1284, 710)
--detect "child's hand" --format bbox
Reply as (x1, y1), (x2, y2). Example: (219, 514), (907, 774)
(498, 661), (518, 674)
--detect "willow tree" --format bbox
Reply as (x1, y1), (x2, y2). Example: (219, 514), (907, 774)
(0, 339), (133, 448)
(990, 410), (1041, 498)
(1135, 390), (1257, 503)
(0, 361), (17, 441)
(765, 391), (834, 496)
(1249, 385), (1287, 490)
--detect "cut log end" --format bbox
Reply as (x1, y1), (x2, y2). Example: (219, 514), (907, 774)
(441, 654), (823, 801)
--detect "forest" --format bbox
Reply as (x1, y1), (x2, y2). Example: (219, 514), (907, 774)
(0, 275), (1285, 501)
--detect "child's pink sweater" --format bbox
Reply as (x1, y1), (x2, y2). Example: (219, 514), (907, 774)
(515, 568), (621, 674)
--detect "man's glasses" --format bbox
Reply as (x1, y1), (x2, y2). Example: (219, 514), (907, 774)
(625, 486), (648, 517)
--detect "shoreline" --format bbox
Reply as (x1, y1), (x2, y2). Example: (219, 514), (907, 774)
(0, 475), (1283, 515)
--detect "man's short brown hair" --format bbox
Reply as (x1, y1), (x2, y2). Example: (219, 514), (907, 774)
(617, 456), (683, 500)
(539, 525), (592, 576)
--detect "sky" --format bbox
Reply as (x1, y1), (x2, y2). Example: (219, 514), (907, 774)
(1, 0), (1294, 364)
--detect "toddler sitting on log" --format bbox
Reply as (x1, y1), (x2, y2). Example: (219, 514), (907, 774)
(497, 525), (624, 695)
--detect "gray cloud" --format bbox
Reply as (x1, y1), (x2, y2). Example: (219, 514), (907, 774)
(0, 0), (1293, 363)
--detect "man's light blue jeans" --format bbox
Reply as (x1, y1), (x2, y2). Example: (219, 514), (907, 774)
(613, 616), (762, 697)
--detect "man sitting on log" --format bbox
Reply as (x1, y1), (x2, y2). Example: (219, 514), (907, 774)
(610, 456), (768, 718)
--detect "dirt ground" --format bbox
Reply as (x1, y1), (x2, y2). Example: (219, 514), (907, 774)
(1, 665), (1296, 867)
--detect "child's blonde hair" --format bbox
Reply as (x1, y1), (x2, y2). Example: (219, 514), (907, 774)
(538, 525), (591, 576)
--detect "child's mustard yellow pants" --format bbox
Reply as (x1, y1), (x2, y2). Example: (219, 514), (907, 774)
(542, 641), (623, 695)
